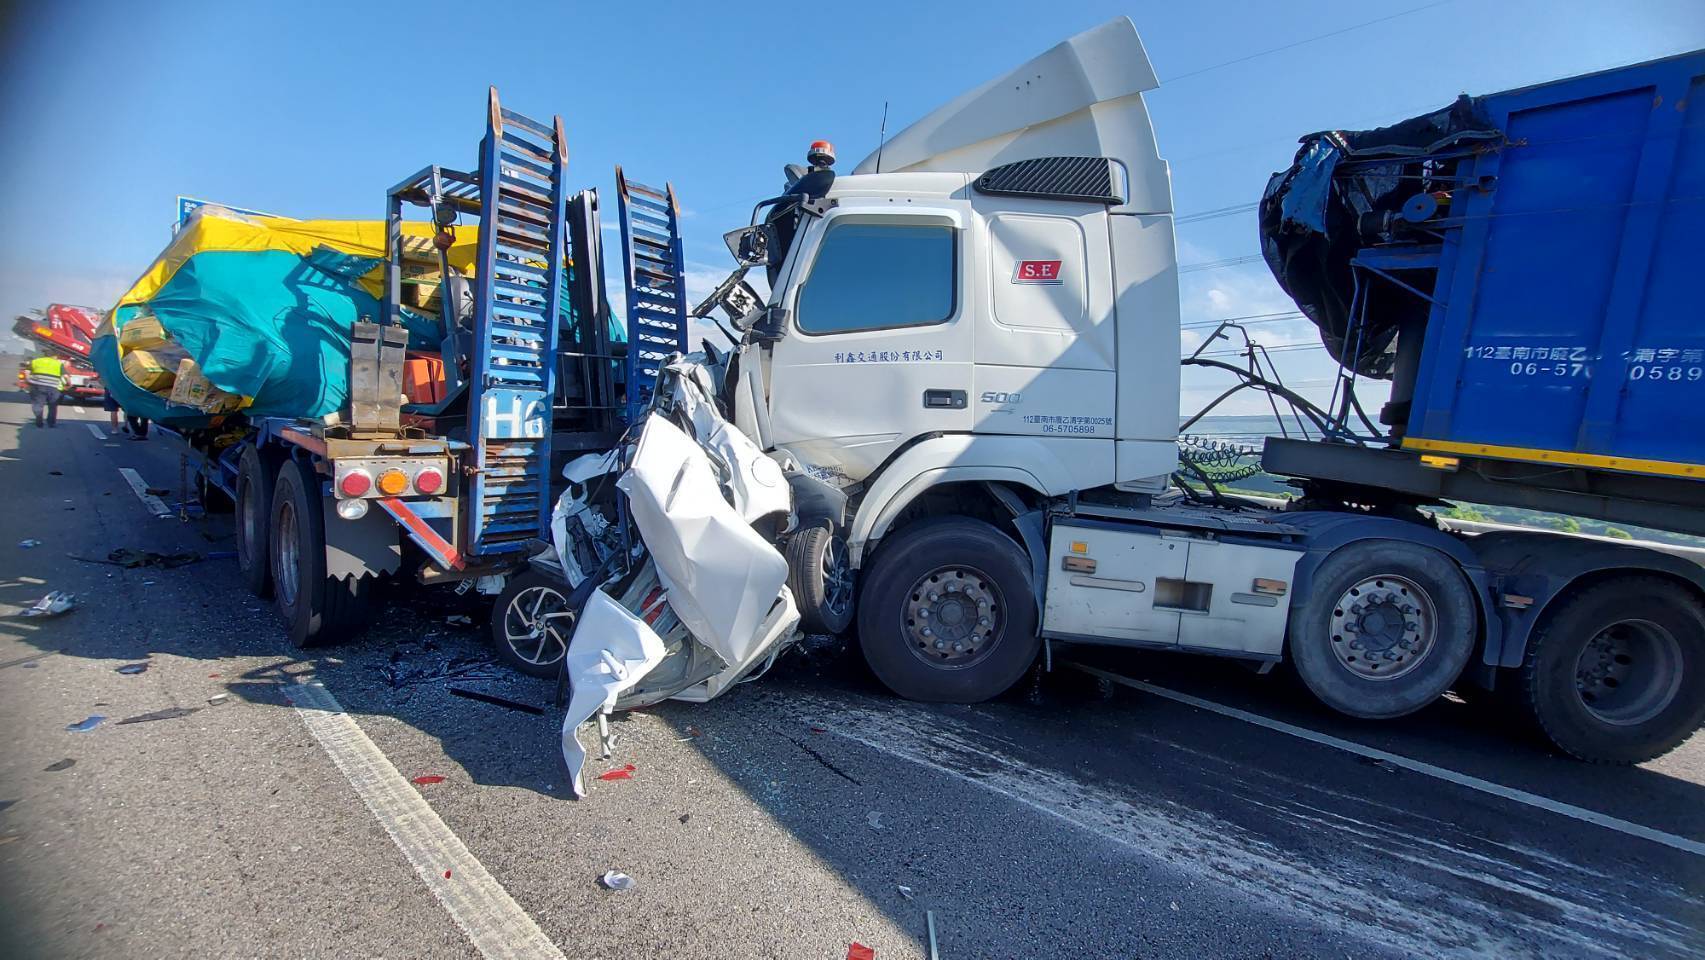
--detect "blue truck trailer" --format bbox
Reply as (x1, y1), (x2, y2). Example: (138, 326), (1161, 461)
(1230, 50), (1705, 761)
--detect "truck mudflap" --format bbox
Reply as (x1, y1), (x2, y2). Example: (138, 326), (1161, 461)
(551, 359), (802, 794)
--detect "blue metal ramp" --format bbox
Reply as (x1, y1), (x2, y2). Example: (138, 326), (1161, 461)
(466, 88), (570, 556)
(615, 167), (690, 425)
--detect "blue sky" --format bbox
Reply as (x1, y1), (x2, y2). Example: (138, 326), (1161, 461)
(2, 0), (1701, 413)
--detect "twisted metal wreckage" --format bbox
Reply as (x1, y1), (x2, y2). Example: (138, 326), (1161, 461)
(548, 355), (802, 796)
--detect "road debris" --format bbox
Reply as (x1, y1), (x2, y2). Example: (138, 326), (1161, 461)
(847, 943), (876, 960)
(598, 870), (636, 891)
(23, 591), (76, 617)
(447, 686), (544, 715)
(412, 775), (446, 786)
(44, 758), (75, 772)
(867, 810), (884, 830)
(382, 652), (500, 689)
(597, 764), (636, 782)
(117, 706), (199, 725)
(678, 813), (691, 825)
(674, 724), (703, 741)
(18, 539), (41, 548)
(207, 694), (229, 706)
(115, 663), (150, 675)
(445, 614), (473, 627)
(66, 716), (105, 732)
(926, 911), (941, 960)
(102, 548), (203, 569)
(898, 885), (915, 900)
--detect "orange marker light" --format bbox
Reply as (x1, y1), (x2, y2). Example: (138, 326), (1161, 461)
(376, 468), (410, 496)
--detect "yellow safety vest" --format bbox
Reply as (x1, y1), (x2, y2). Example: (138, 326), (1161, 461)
(27, 356), (65, 389)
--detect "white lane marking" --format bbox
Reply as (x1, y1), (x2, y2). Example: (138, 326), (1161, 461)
(284, 680), (566, 960)
(117, 467), (172, 517)
(1068, 662), (1705, 859)
(86, 424), (107, 440)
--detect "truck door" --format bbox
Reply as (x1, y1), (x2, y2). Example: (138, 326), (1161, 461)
(764, 203), (974, 483)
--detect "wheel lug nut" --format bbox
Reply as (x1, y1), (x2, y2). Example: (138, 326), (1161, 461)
(921, 627), (933, 637)
(928, 592), (940, 602)
(917, 609), (929, 619)
(952, 643), (965, 653)
(978, 617), (990, 626)
(1348, 640), (1362, 650)
(934, 640), (947, 650)
(946, 583), (959, 593)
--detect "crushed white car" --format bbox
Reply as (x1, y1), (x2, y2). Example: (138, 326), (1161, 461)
(549, 358), (803, 796)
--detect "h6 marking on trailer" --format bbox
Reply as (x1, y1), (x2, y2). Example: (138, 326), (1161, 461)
(1013, 260), (1062, 284)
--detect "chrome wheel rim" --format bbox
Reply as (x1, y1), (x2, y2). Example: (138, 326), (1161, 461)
(1328, 574), (1436, 681)
(504, 586), (571, 666)
(1574, 619), (1682, 726)
(902, 565), (1003, 669)
(821, 535), (854, 619)
(275, 500), (299, 610)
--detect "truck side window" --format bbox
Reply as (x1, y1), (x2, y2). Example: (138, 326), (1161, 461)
(796, 222), (954, 334)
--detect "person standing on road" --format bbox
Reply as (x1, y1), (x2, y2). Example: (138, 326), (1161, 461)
(26, 353), (66, 428)
(101, 389), (149, 439)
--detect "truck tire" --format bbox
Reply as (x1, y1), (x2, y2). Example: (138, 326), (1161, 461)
(857, 517), (1039, 703)
(1518, 577), (1705, 764)
(270, 458), (372, 648)
(491, 572), (574, 679)
(1288, 540), (1476, 719)
(235, 446), (274, 598)
(786, 525), (855, 635)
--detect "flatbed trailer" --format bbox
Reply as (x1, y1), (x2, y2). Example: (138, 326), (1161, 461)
(167, 90), (691, 673)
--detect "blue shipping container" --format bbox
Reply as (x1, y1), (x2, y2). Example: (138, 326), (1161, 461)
(1404, 51), (1705, 480)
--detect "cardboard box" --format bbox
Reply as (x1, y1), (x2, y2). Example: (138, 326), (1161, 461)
(121, 349), (179, 393)
(118, 315), (172, 351)
(168, 358), (245, 414)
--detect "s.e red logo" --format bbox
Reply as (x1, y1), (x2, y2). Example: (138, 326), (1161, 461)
(1013, 260), (1062, 284)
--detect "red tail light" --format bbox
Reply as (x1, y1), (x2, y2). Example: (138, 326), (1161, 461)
(339, 470), (372, 497)
(414, 467), (443, 495)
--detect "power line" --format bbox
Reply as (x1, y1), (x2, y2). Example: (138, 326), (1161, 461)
(1175, 201), (1260, 225)
(1162, 1), (1455, 84)
(1179, 254), (1265, 274)
(1180, 311), (1304, 330)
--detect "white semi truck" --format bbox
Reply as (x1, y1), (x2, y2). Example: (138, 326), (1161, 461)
(679, 19), (1705, 764)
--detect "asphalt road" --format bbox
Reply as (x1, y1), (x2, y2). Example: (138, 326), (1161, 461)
(0, 392), (1701, 959)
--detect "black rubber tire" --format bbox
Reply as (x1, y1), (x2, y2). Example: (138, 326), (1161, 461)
(857, 517), (1039, 703)
(1288, 540), (1476, 720)
(786, 525), (855, 635)
(1518, 577), (1705, 764)
(490, 572), (574, 679)
(270, 459), (372, 648)
(235, 446), (274, 598)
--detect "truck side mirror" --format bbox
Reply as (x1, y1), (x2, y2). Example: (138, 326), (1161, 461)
(723, 224), (776, 268)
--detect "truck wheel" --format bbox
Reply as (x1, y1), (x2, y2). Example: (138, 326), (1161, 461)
(1289, 540), (1476, 719)
(786, 526), (855, 635)
(236, 447), (274, 598)
(857, 517), (1039, 703)
(270, 459), (372, 648)
(491, 572), (574, 679)
(1518, 577), (1705, 764)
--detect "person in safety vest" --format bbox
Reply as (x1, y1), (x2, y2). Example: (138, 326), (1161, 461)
(26, 353), (65, 428)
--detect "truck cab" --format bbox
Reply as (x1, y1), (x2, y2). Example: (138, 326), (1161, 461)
(714, 19), (1705, 764)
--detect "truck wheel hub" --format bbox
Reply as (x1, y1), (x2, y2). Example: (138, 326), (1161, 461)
(1329, 575), (1435, 681)
(1573, 619), (1682, 726)
(905, 566), (1001, 667)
